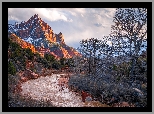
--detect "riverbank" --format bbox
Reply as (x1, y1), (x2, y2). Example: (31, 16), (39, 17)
(19, 74), (109, 107)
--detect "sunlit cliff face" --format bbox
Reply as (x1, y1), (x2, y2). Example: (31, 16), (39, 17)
(9, 33), (36, 53)
(8, 14), (81, 59)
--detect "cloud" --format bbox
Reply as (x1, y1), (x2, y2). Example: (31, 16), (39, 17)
(74, 8), (86, 14)
(69, 11), (77, 16)
(94, 23), (105, 28)
(8, 8), (73, 22)
(8, 15), (21, 22)
(104, 8), (116, 18)
(64, 29), (96, 48)
(8, 8), (116, 49)
(34, 8), (71, 22)
(81, 14), (84, 17)
(8, 8), (35, 22)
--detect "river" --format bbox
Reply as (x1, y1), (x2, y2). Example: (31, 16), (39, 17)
(21, 74), (109, 107)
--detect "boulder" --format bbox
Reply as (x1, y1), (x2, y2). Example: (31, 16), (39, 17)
(13, 83), (22, 93)
(20, 69), (39, 82)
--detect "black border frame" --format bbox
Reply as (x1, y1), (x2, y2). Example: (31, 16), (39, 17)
(2, 2), (152, 112)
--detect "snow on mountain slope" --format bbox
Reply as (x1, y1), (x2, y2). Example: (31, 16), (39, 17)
(8, 14), (81, 58)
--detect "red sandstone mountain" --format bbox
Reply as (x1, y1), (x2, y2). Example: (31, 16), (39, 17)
(9, 33), (36, 53)
(8, 14), (81, 58)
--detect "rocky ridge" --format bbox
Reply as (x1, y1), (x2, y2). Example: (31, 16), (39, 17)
(8, 14), (80, 58)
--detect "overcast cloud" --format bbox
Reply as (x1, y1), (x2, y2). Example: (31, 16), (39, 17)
(8, 8), (116, 48)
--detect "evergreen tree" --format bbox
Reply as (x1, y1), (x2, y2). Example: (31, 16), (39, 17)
(8, 61), (16, 75)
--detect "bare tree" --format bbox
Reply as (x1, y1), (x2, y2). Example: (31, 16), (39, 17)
(70, 8), (147, 107)
(77, 38), (104, 76)
(110, 8), (147, 80)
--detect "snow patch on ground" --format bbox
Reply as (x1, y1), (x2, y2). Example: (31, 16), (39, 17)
(24, 37), (34, 44)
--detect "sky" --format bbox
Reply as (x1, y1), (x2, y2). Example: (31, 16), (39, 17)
(8, 8), (116, 48)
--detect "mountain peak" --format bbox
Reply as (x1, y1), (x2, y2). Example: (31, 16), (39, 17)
(30, 14), (41, 22)
(8, 15), (80, 59)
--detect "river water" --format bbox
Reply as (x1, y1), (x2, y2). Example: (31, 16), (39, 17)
(21, 74), (99, 107)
